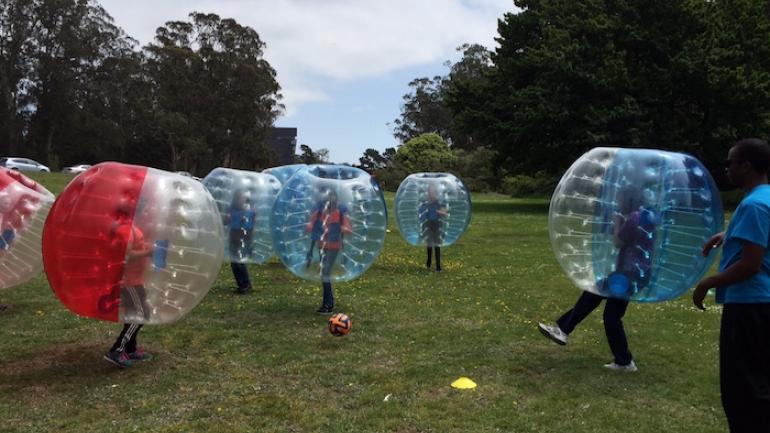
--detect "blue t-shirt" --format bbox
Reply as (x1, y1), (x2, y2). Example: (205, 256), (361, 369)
(229, 209), (255, 232)
(717, 184), (770, 304)
(419, 200), (446, 222)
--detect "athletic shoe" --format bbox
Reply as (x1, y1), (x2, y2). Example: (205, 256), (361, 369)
(538, 322), (568, 345)
(604, 360), (638, 372)
(316, 305), (333, 315)
(233, 286), (252, 295)
(104, 350), (133, 368)
(127, 347), (153, 361)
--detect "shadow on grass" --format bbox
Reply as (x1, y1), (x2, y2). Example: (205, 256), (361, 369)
(0, 341), (134, 392)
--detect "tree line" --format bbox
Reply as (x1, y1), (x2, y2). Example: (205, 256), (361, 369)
(0, 0), (282, 174)
(371, 0), (770, 193)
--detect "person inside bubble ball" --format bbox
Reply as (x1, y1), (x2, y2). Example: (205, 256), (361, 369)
(306, 189), (351, 315)
(420, 185), (448, 271)
(305, 190), (326, 269)
(104, 201), (155, 368)
(226, 189), (255, 295)
(538, 194), (657, 373)
(693, 138), (770, 433)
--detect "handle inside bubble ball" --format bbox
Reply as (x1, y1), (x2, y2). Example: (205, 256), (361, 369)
(153, 239), (169, 270)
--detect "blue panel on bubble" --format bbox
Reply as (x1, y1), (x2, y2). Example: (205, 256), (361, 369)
(394, 173), (472, 247)
(271, 165), (387, 282)
(263, 164), (307, 185)
(549, 147), (724, 302)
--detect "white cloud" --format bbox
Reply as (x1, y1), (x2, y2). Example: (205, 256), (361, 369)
(99, 0), (517, 118)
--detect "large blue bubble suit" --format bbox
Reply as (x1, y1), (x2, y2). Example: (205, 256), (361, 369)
(549, 148), (724, 302)
(202, 168), (281, 264)
(395, 173), (472, 247)
(271, 165), (387, 282)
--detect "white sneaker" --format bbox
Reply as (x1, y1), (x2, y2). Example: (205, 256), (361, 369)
(603, 360), (638, 372)
(538, 323), (568, 345)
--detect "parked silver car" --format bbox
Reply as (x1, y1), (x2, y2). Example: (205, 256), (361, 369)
(0, 157), (50, 172)
(62, 164), (92, 174)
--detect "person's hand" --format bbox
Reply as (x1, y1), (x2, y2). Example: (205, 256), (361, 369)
(702, 232), (725, 257)
(692, 278), (714, 310)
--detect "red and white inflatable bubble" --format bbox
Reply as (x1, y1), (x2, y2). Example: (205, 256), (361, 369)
(43, 162), (224, 324)
(0, 168), (54, 289)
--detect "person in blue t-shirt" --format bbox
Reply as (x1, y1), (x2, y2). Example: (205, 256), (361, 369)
(694, 138), (770, 433)
(419, 185), (447, 271)
(227, 189), (256, 294)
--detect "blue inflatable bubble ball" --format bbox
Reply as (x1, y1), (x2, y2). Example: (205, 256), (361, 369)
(202, 168), (281, 264)
(549, 147), (724, 302)
(263, 164), (307, 185)
(394, 173), (472, 247)
(271, 165), (387, 282)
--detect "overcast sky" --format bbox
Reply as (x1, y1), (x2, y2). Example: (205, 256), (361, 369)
(99, 0), (518, 165)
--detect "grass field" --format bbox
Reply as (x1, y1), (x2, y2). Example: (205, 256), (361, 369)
(0, 172), (726, 432)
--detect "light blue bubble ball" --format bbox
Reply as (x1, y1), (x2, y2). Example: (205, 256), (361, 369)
(263, 164), (307, 185)
(394, 173), (472, 247)
(549, 147), (724, 302)
(202, 168), (281, 264)
(271, 165), (387, 282)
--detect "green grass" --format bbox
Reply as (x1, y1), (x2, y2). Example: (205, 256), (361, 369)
(0, 174), (726, 432)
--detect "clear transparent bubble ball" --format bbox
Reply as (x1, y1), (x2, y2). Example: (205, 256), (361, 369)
(43, 162), (224, 324)
(271, 165), (387, 282)
(0, 168), (55, 289)
(549, 148), (724, 302)
(394, 173), (472, 247)
(202, 168), (281, 264)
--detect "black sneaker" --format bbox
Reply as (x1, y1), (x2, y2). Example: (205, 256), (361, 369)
(316, 305), (333, 315)
(233, 286), (252, 295)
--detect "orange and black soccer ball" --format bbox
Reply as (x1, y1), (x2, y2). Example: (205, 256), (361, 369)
(328, 313), (351, 336)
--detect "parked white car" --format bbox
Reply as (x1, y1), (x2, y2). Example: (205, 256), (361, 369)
(0, 157), (50, 172)
(62, 164), (92, 174)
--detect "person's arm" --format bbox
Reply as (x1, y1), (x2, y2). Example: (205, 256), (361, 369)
(693, 240), (764, 310)
(124, 227), (154, 259)
(701, 231), (725, 256)
(341, 214), (353, 234)
(437, 202), (448, 218)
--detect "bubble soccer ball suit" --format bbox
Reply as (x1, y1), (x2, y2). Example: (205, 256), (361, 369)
(549, 148), (724, 302)
(271, 165), (387, 282)
(0, 168), (55, 289)
(202, 168), (281, 264)
(43, 162), (224, 324)
(394, 173), (472, 247)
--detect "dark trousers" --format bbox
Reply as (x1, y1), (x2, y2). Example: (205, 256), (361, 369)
(426, 247), (441, 270)
(321, 249), (339, 308)
(230, 262), (251, 289)
(110, 323), (143, 353)
(556, 290), (632, 365)
(720, 303), (770, 433)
